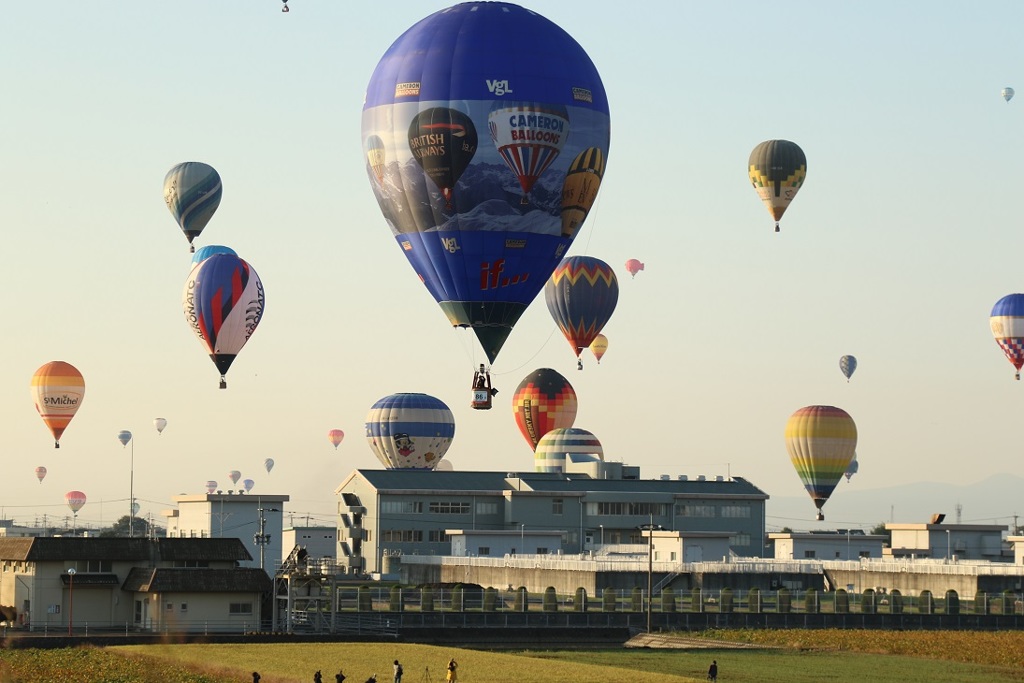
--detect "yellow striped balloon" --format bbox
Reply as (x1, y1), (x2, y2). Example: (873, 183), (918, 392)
(784, 405), (857, 520)
(30, 361), (85, 449)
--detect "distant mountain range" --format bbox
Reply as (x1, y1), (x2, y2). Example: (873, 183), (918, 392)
(766, 473), (1024, 533)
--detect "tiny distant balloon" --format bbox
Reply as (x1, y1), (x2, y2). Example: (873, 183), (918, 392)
(624, 259), (644, 278)
(65, 490), (87, 514)
(31, 361), (85, 448)
(132, 501), (141, 516)
(35, 466), (47, 483)
(117, 430), (132, 447)
(264, 457), (274, 473)
(748, 139), (807, 232)
(164, 162), (223, 253)
(206, 480), (218, 494)
(590, 334), (609, 363)
(242, 478), (255, 493)
(328, 429), (345, 449)
(228, 470), (241, 486)
(154, 417), (168, 434)
(839, 355), (857, 382)
(844, 456), (859, 482)
(1003, 87), (1015, 102)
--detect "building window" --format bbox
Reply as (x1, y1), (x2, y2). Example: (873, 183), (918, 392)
(859, 550), (871, 558)
(229, 602), (253, 615)
(593, 502), (669, 516)
(476, 502), (498, 515)
(173, 560), (210, 568)
(804, 550), (816, 559)
(552, 499), (563, 515)
(835, 551), (842, 558)
(383, 530), (424, 542)
(85, 559), (112, 572)
(677, 504), (716, 518)
(165, 603), (174, 611)
(478, 547), (490, 556)
(720, 505), (751, 518)
(670, 552), (677, 561)
(428, 502), (470, 514)
(381, 501), (423, 514)
(537, 547), (549, 555)
(428, 530), (449, 543)
(730, 533), (751, 546)
(180, 603), (188, 612)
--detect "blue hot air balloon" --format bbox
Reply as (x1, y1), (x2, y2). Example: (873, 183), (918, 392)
(544, 255), (619, 369)
(164, 162), (223, 253)
(365, 393), (455, 470)
(839, 355), (857, 382)
(362, 3), (611, 366)
(991, 293), (1024, 379)
(191, 244), (237, 269)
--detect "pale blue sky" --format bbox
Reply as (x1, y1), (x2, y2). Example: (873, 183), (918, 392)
(2, 1), (1022, 532)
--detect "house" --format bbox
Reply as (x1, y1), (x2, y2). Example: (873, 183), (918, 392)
(162, 492), (289, 576)
(282, 525), (337, 569)
(883, 523), (1008, 561)
(770, 530), (887, 561)
(0, 537), (270, 633)
(334, 464), (768, 574)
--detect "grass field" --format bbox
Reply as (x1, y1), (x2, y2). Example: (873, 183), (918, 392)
(1, 631), (1023, 683)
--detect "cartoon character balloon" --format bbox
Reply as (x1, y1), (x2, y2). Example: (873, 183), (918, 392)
(264, 458), (275, 474)
(512, 368), (578, 451)
(748, 139), (807, 232)
(35, 466), (47, 483)
(1003, 87), (1015, 102)
(990, 294), (1024, 379)
(164, 162), (223, 253)
(839, 355), (857, 382)
(624, 259), (644, 278)
(545, 255), (619, 369)
(784, 405), (857, 520)
(365, 393), (454, 469)
(362, 3), (611, 366)
(31, 361), (85, 448)
(328, 429), (345, 449)
(590, 334), (609, 363)
(182, 253), (265, 388)
(534, 427), (603, 473)
(228, 470), (241, 486)
(154, 417), (168, 434)
(65, 490), (87, 514)
(206, 480), (218, 494)
(242, 478), (254, 493)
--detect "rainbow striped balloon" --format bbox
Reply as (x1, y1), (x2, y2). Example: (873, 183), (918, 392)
(784, 405), (857, 520)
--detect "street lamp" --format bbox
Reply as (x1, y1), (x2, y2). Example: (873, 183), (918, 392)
(117, 430), (135, 538)
(946, 529), (951, 561)
(599, 524), (604, 547)
(639, 514), (664, 634)
(66, 568), (76, 636)
(255, 502), (279, 571)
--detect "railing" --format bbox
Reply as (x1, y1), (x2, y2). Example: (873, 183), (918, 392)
(24, 619), (254, 635)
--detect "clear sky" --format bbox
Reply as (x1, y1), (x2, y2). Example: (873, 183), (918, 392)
(2, 1), (1023, 534)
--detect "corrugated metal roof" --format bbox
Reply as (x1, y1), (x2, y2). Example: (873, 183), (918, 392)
(122, 567), (271, 593)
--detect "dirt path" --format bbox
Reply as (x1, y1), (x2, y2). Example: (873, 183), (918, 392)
(625, 633), (774, 650)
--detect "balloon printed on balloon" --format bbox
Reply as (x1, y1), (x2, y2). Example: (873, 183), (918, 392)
(784, 405), (857, 520)
(534, 427), (603, 473)
(365, 393), (454, 469)
(366, 135), (387, 185)
(182, 253), (265, 389)
(35, 466), (47, 483)
(362, 3), (611, 365)
(65, 490), (87, 514)
(748, 139), (807, 232)
(512, 368), (578, 451)
(31, 361), (85, 449)
(164, 162), (223, 252)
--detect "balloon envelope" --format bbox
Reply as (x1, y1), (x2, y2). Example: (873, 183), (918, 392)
(545, 255), (619, 359)
(65, 490), (87, 514)
(748, 139), (807, 230)
(264, 458), (274, 473)
(839, 355), (857, 381)
(328, 429), (345, 449)
(242, 478), (254, 493)
(512, 368), (578, 451)
(534, 427), (603, 473)
(164, 162), (223, 250)
(844, 457), (859, 482)
(30, 361), (85, 448)
(117, 430), (132, 447)
(624, 259), (644, 278)
(190, 244), (236, 269)
(206, 480), (218, 494)
(154, 417), (168, 434)
(1003, 87), (1015, 102)
(365, 393), (455, 469)
(228, 470), (241, 486)
(35, 466), (47, 483)
(990, 294), (1024, 379)
(182, 253), (265, 388)
(362, 3), (611, 364)
(784, 405), (857, 519)
(590, 334), (609, 363)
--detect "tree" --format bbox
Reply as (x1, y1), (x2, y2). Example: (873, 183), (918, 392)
(869, 522), (891, 545)
(99, 515), (153, 538)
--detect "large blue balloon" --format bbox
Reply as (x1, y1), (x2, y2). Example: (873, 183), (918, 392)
(364, 393), (455, 469)
(362, 2), (611, 363)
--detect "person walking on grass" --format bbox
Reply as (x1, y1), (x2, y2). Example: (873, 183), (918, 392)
(446, 658), (458, 683)
(393, 660), (403, 683)
(707, 660), (718, 682)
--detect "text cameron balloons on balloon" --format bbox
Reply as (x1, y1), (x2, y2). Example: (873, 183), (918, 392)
(362, 3), (611, 364)
(182, 253), (265, 389)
